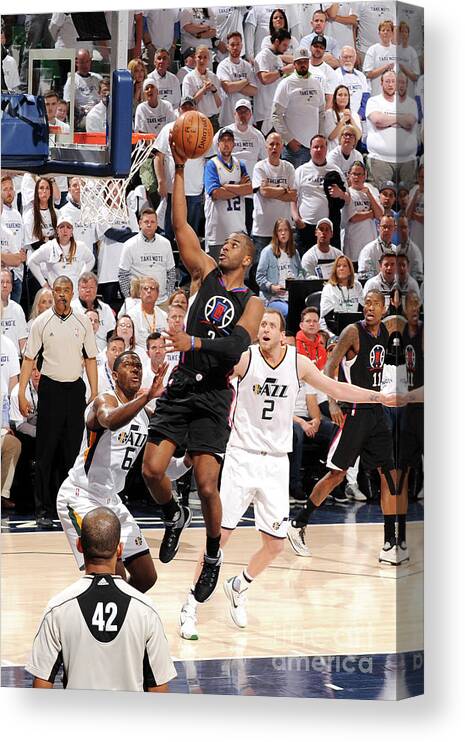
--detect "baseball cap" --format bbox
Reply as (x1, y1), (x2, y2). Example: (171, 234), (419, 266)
(56, 215), (73, 228)
(218, 128), (235, 141)
(235, 98), (252, 111)
(294, 48), (310, 61)
(143, 78), (157, 92)
(311, 34), (327, 48)
(183, 47), (196, 60)
(397, 180), (409, 193)
(380, 180), (397, 193)
(180, 95), (196, 108)
(316, 217), (333, 231)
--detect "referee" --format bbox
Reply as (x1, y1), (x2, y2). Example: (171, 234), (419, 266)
(18, 275), (98, 529)
(26, 507), (176, 691)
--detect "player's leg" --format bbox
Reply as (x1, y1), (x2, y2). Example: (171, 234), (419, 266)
(142, 438), (192, 563)
(179, 528), (235, 641)
(224, 532), (285, 629)
(189, 452), (223, 602)
(379, 468), (409, 565)
(288, 468), (346, 556)
(124, 553), (157, 593)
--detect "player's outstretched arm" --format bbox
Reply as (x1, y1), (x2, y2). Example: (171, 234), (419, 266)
(88, 364), (168, 431)
(170, 132), (215, 280)
(298, 354), (387, 405)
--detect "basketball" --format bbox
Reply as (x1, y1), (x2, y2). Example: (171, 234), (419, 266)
(172, 110), (214, 159)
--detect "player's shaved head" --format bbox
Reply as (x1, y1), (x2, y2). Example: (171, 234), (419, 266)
(113, 350), (141, 372)
(233, 232), (255, 261)
(80, 507), (121, 561)
(364, 289), (385, 305)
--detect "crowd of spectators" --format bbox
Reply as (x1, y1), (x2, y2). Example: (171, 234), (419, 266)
(1, 4), (424, 522)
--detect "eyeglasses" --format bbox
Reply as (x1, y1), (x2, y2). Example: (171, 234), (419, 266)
(118, 323), (132, 329)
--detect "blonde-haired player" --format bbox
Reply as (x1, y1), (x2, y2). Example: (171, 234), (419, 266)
(179, 309), (399, 638)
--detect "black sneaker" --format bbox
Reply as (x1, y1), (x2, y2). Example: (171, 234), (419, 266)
(193, 550), (223, 603)
(159, 505), (192, 563)
(332, 489), (349, 504)
(36, 516), (55, 530)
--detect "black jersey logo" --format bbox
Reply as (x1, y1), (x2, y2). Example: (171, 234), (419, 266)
(369, 345), (385, 369)
(204, 296), (235, 330)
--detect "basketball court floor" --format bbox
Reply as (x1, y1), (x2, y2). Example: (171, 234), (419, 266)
(1, 499), (424, 699)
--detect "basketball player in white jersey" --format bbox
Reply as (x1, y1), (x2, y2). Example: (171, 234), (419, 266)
(57, 351), (167, 593)
(179, 309), (399, 638)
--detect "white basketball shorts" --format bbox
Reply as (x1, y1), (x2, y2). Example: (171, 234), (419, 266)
(220, 446), (290, 538)
(57, 477), (150, 569)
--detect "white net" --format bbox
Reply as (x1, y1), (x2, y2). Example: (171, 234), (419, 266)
(79, 135), (156, 227)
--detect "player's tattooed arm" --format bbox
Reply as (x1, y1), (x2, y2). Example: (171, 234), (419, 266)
(324, 325), (358, 424)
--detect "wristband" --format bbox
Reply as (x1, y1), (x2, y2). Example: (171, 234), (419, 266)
(279, 69), (283, 77)
(175, 164), (185, 170)
(191, 335), (195, 351)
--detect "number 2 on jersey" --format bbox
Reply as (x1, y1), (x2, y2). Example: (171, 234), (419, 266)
(91, 602), (118, 632)
(261, 399), (275, 420)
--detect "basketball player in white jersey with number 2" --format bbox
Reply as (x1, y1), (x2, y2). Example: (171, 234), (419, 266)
(179, 309), (399, 639)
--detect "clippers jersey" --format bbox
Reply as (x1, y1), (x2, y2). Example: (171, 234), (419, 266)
(181, 267), (253, 380)
(403, 323), (423, 392)
(228, 344), (300, 454)
(204, 155), (247, 244)
(341, 321), (389, 405)
(69, 396), (149, 498)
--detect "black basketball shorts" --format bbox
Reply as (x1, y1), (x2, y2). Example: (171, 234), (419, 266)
(398, 404), (424, 469)
(148, 367), (234, 459)
(327, 405), (395, 472)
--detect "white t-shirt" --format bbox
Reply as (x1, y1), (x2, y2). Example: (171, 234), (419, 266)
(325, 3), (357, 48)
(180, 8), (214, 52)
(252, 158), (296, 237)
(182, 70), (222, 118)
(327, 144), (363, 179)
(395, 45), (421, 96)
(253, 47), (284, 124)
(85, 100), (107, 133)
(397, 4), (424, 56)
(59, 200), (98, 253)
(333, 67), (370, 115)
(71, 298), (116, 353)
(324, 110), (362, 152)
(118, 233), (175, 304)
(245, 6), (283, 58)
(23, 208), (56, 246)
(273, 72), (325, 146)
(155, 121), (208, 197)
(147, 69), (181, 110)
(295, 159), (345, 225)
(407, 185), (424, 254)
(0, 334), (20, 399)
(355, 2), (395, 54)
(363, 42), (397, 95)
(0, 300), (27, 354)
(27, 239), (95, 292)
(134, 99), (176, 135)
(2, 53), (20, 91)
(64, 72), (102, 115)
(1, 207), (24, 281)
(366, 93), (418, 162)
(342, 184), (380, 261)
(213, 124), (267, 201)
(308, 61), (338, 97)
(301, 244), (343, 279)
(96, 213), (138, 285)
(145, 9), (179, 49)
(216, 57), (256, 128)
(127, 303), (168, 352)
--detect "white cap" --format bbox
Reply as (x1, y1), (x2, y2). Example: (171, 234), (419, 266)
(294, 48), (310, 61)
(143, 78), (157, 92)
(316, 217), (333, 231)
(235, 98), (252, 111)
(56, 215), (73, 229)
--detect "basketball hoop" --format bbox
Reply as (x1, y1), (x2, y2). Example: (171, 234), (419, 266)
(72, 132), (156, 226)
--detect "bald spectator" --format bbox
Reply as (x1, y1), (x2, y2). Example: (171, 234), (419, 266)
(63, 48), (102, 131)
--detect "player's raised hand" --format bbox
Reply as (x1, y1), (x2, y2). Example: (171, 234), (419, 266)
(169, 129), (188, 166)
(164, 329), (193, 353)
(147, 362), (169, 401)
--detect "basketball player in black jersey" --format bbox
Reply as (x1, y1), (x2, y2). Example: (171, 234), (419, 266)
(142, 134), (264, 602)
(288, 289), (402, 565)
(394, 290), (424, 563)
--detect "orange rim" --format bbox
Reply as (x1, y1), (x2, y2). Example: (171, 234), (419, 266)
(49, 127), (155, 146)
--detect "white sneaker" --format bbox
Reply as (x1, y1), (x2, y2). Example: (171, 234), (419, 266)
(287, 524), (311, 557)
(379, 540), (398, 565)
(223, 577), (248, 628)
(345, 483), (367, 502)
(397, 540), (410, 564)
(179, 597), (198, 640)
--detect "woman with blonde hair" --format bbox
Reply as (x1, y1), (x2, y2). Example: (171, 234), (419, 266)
(256, 218), (304, 317)
(128, 57), (147, 117)
(325, 85), (362, 152)
(26, 287), (54, 333)
(319, 255), (364, 333)
(27, 215), (95, 293)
